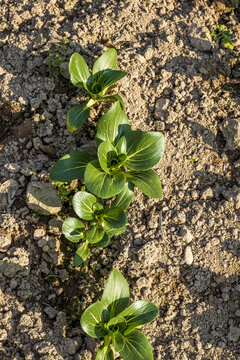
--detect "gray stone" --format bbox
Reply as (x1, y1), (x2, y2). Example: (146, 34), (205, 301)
(190, 37), (212, 52)
(228, 326), (240, 342)
(63, 338), (79, 355)
(219, 118), (240, 150)
(44, 306), (57, 319)
(0, 179), (19, 210)
(189, 25), (212, 52)
(154, 98), (169, 120)
(26, 181), (61, 215)
(0, 235), (12, 252)
(184, 246), (193, 265)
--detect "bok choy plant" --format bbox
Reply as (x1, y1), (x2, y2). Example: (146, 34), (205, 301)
(67, 48), (127, 132)
(62, 191), (127, 266)
(80, 268), (159, 360)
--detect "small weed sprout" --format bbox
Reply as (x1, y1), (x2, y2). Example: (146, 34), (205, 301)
(210, 24), (234, 50)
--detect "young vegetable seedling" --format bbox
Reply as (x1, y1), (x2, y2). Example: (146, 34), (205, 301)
(210, 24), (234, 50)
(80, 268), (159, 360)
(62, 191), (127, 266)
(50, 100), (165, 201)
(67, 48), (127, 132)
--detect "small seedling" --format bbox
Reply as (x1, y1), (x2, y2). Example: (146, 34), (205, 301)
(189, 157), (197, 164)
(67, 48), (127, 132)
(54, 182), (75, 202)
(210, 24), (234, 50)
(80, 268), (159, 360)
(62, 191), (127, 266)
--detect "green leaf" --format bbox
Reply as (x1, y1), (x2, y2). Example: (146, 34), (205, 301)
(112, 329), (153, 360)
(86, 225), (104, 244)
(93, 48), (118, 74)
(105, 226), (126, 238)
(69, 53), (91, 87)
(50, 151), (93, 182)
(107, 316), (127, 333)
(74, 242), (90, 266)
(96, 101), (130, 145)
(94, 233), (111, 248)
(125, 131), (165, 171)
(115, 136), (127, 155)
(118, 301), (159, 333)
(62, 217), (85, 242)
(84, 160), (126, 199)
(98, 141), (118, 174)
(67, 104), (90, 132)
(103, 207), (127, 230)
(102, 94), (125, 108)
(101, 268), (129, 316)
(80, 300), (109, 338)
(111, 182), (134, 211)
(96, 346), (114, 360)
(129, 170), (162, 199)
(72, 191), (97, 220)
(95, 69), (127, 91)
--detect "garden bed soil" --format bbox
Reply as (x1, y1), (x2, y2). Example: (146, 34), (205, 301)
(0, 0), (240, 359)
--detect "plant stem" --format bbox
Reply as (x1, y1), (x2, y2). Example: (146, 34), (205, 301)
(86, 98), (96, 108)
(103, 334), (111, 349)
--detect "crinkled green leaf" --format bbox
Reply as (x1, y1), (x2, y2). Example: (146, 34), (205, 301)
(74, 242), (90, 266)
(93, 48), (118, 74)
(67, 104), (90, 132)
(86, 225), (104, 244)
(80, 301), (110, 338)
(98, 141), (118, 174)
(129, 170), (162, 199)
(96, 346), (114, 360)
(101, 268), (129, 317)
(112, 330), (153, 360)
(84, 160), (126, 199)
(72, 191), (97, 220)
(111, 182), (134, 211)
(119, 301), (159, 334)
(50, 151), (93, 182)
(125, 131), (165, 171)
(96, 101), (130, 145)
(69, 53), (90, 86)
(107, 316), (127, 333)
(62, 217), (85, 242)
(103, 207), (127, 230)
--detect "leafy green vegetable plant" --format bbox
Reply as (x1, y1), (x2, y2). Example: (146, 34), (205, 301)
(67, 48), (127, 132)
(210, 24), (234, 50)
(81, 268), (159, 360)
(62, 191), (127, 266)
(50, 100), (165, 200)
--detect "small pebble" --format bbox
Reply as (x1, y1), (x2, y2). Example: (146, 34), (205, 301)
(184, 246), (193, 265)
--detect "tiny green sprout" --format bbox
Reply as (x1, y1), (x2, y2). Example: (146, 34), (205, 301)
(54, 182), (73, 202)
(80, 268), (159, 360)
(67, 48), (127, 132)
(210, 24), (234, 50)
(46, 53), (63, 77)
(62, 191), (127, 266)
(189, 157), (197, 164)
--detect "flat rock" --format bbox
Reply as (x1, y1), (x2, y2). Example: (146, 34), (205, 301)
(188, 25), (212, 52)
(219, 118), (240, 150)
(26, 181), (61, 215)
